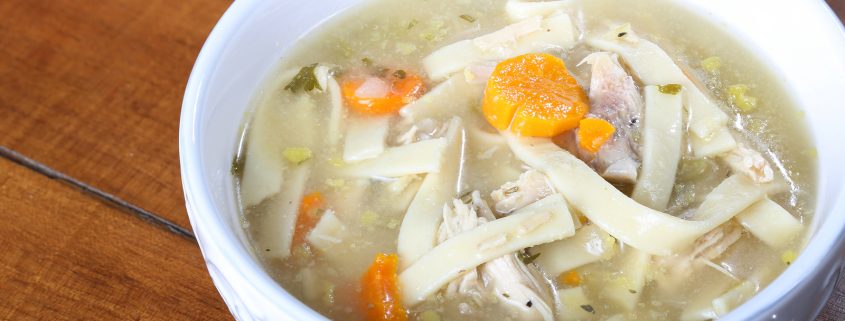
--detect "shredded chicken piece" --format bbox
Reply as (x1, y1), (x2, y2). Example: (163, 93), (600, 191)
(437, 198), (489, 300)
(436, 192), (554, 321)
(656, 223), (743, 283)
(721, 143), (774, 183)
(491, 170), (555, 214)
(691, 223), (743, 262)
(480, 253), (554, 321)
(395, 118), (448, 145)
(559, 52), (642, 184)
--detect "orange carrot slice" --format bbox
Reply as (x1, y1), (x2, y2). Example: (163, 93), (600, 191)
(292, 192), (324, 247)
(341, 71), (426, 115)
(559, 270), (582, 287)
(361, 253), (407, 321)
(577, 118), (615, 153)
(482, 53), (590, 137)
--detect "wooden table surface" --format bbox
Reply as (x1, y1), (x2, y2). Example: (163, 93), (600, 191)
(0, 1), (843, 320)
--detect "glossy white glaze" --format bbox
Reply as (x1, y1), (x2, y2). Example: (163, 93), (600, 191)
(179, 0), (845, 320)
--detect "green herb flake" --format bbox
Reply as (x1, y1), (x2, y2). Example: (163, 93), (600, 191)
(459, 14), (476, 22)
(230, 156), (244, 178)
(701, 56), (722, 73)
(628, 289), (637, 294)
(361, 57), (373, 66)
(580, 304), (595, 314)
(518, 250), (541, 264)
(617, 32), (628, 37)
(284, 63), (322, 93)
(282, 147), (313, 164)
(658, 84), (683, 95)
(393, 69), (407, 79)
(407, 19), (419, 30)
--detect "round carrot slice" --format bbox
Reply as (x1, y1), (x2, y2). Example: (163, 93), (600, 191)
(342, 72), (426, 115)
(482, 53), (589, 137)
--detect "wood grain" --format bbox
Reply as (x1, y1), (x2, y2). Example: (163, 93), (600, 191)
(0, 158), (230, 320)
(0, 0), (230, 230)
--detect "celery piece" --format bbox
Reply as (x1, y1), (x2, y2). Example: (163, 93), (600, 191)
(658, 84), (682, 95)
(781, 250), (797, 265)
(728, 84), (758, 113)
(701, 56), (722, 73)
(283, 147), (313, 164)
(360, 210), (379, 227)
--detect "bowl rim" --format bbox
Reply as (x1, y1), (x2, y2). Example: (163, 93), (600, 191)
(180, 0), (845, 320)
(179, 1), (330, 320)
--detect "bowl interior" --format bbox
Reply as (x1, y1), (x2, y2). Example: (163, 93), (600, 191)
(180, 0), (845, 320)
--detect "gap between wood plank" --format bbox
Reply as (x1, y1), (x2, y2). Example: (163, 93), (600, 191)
(0, 145), (195, 240)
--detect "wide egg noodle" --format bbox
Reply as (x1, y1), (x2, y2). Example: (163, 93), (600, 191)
(505, 134), (765, 256)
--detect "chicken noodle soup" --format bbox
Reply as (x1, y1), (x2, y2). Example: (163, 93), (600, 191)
(234, 0), (816, 320)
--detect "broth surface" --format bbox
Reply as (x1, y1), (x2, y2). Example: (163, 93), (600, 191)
(235, 0), (816, 320)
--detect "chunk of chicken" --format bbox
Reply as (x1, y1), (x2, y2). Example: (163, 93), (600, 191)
(490, 170), (555, 214)
(656, 223), (743, 285)
(720, 143), (774, 184)
(560, 52), (642, 184)
(437, 192), (554, 321)
(437, 198), (489, 300)
(395, 118), (449, 145)
(690, 223), (743, 262)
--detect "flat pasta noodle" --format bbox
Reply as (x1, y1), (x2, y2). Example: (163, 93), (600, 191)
(631, 85), (685, 210)
(422, 13), (577, 80)
(399, 74), (484, 121)
(504, 134), (765, 255)
(343, 115), (390, 162)
(399, 194), (576, 305)
(532, 224), (617, 276)
(241, 94), (318, 206)
(305, 210), (348, 252)
(681, 281), (756, 321)
(255, 163), (311, 259)
(339, 137), (448, 178)
(396, 118), (465, 269)
(556, 287), (594, 321)
(504, 0), (570, 22)
(594, 249), (651, 311)
(735, 198), (803, 249)
(327, 75), (346, 150)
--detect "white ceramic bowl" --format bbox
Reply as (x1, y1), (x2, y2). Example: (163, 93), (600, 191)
(180, 1), (845, 320)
